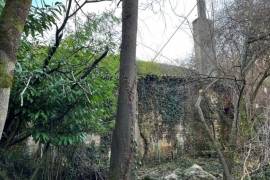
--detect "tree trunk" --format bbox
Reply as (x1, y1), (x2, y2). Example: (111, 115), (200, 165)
(109, 0), (138, 179)
(0, 0), (32, 139)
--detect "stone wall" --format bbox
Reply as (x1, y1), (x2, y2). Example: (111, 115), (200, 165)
(138, 75), (230, 160)
(137, 75), (213, 161)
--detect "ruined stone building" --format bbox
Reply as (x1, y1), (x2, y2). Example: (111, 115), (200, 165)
(193, 0), (216, 76)
(137, 74), (201, 160)
(137, 0), (220, 161)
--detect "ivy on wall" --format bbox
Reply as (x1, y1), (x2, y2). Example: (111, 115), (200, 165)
(138, 75), (188, 129)
(137, 74), (222, 157)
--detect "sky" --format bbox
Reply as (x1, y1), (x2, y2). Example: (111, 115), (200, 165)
(137, 0), (198, 65)
(33, 0), (222, 65)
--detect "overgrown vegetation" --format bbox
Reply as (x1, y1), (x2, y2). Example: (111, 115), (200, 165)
(0, 0), (270, 179)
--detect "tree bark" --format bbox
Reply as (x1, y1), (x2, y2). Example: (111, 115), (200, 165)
(0, 0), (32, 139)
(109, 0), (138, 179)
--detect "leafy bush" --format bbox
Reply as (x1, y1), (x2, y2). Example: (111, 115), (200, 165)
(1, 3), (120, 147)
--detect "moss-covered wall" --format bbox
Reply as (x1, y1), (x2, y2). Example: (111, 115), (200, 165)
(137, 74), (219, 161)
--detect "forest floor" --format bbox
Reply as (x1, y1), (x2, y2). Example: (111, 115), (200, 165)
(138, 157), (224, 179)
(138, 156), (270, 179)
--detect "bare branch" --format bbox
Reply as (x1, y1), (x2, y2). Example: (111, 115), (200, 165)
(20, 76), (32, 107)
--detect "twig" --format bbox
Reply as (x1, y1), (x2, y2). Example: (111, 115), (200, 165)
(241, 143), (252, 180)
(20, 76), (32, 107)
(71, 71), (91, 104)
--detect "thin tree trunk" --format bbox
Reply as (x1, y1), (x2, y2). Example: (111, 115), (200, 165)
(195, 81), (233, 180)
(109, 0), (139, 179)
(0, 0), (32, 139)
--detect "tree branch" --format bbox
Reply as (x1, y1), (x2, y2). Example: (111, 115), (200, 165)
(251, 65), (270, 103)
(195, 80), (233, 180)
(247, 32), (270, 44)
(50, 47), (109, 126)
(43, 0), (73, 69)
